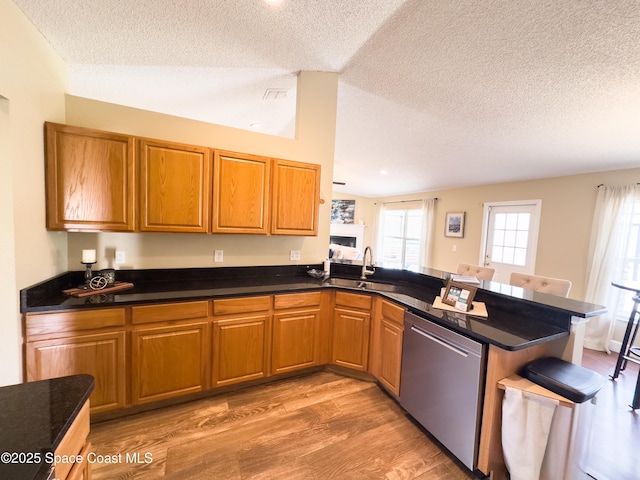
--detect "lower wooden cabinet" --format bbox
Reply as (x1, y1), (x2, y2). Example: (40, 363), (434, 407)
(25, 330), (126, 414)
(378, 319), (403, 396)
(332, 292), (372, 371)
(54, 400), (91, 480)
(272, 292), (322, 374)
(22, 289), (389, 414)
(372, 299), (405, 397)
(212, 315), (270, 387)
(131, 301), (210, 404)
(131, 321), (209, 404)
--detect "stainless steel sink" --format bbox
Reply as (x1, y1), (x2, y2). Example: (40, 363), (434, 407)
(324, 277), (400, 293)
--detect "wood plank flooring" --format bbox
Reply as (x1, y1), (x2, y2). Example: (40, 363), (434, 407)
(89, 349), (639, 480)
(581, 348), (640, 480)
(88, 372), (476, 479)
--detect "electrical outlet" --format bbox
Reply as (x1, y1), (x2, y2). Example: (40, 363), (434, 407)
(290, 250), (301, 261)
(115, 251), (126, 264)
(214, 250), (224, 262)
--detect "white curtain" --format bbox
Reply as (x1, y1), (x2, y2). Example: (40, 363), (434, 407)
(584, 184), (639, 351)
(420, 198), (436, 268)
(373, 202), (386, 265)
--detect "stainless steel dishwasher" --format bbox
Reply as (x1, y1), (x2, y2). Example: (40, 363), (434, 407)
(399, 311), (486, 471)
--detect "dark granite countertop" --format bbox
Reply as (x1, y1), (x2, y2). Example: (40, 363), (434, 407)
(20, 263), (606, 351)
(0, 374), (94, 480)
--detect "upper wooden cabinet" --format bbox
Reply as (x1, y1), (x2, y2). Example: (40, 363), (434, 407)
(43, 123), (321, 235)
(139, 139), (212, 233)
(271, 159), (321, 236)
(45, 122), (135, 231)
(212, 150), (270, 234)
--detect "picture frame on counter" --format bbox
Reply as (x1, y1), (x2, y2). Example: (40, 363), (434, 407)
(445, 211), (465, 237)
(442, 280), (477, 312)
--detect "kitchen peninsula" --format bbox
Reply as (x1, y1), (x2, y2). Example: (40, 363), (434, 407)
(0, 374), (94, 480)
(20, 263), (604, 478)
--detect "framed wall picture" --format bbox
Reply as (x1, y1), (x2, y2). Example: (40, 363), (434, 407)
(331, 199), (356, 224)
(445, 211), (465, 237)
(442, 280), (477, 312)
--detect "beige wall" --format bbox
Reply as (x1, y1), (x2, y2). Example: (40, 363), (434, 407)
(344, 167), (640, 303)
(0, 0), (68, 385)
(64, 71), (338, 270)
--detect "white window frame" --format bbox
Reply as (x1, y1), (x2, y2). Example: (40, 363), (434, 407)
(479, 200), (542, 282)
(380, 208), (422, 269)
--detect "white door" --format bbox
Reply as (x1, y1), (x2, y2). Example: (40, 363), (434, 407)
(480, 201), (541, 284)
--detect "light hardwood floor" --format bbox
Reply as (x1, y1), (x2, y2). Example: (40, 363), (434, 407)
(89, 350), (638, 480)
(581, 348), (640, 480)
(88, 372), (476, 479)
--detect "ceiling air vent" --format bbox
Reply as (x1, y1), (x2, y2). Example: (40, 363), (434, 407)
(262, 88), (289, 100)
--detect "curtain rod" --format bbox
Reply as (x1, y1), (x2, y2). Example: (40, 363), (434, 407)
(374, 197), (438, 205)
(597, 183), (640, 188)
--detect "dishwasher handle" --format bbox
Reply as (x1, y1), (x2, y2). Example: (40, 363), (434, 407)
(410, 325), (469, 358)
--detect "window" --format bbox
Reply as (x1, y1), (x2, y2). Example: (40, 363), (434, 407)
(584, 184), (640, 351)
(490, 212), (530, 266)
(614, 197), (640, 320)
(380, 208), (422, 269)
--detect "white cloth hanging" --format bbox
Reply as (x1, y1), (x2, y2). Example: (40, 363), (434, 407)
(502, 386), (559, 480)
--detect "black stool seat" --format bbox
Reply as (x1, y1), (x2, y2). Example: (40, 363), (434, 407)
(521, 357), (605, 404)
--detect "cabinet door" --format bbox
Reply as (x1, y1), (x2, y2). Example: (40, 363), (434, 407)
(132, 321), (209, 404)
(139, 139), (211, 232)
(212, 315), (270, 387)
(332, 307), (371, 371)
(272, 308), (320, 374)
(26, 331), (126, 414)
(45, 122), (135, 231)
(212, 151), (270, 234)
(378, 319), (403, 397)
(270, 159), (320, 235)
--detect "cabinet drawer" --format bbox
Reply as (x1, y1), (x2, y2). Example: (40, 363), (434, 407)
(274, 292), (321, 310)
(213, 296), (271, 315)
(381, 300), (405, 326)
(132, 301), (209, 324)
(335, 291), (372, 310)
(25, 308), (125, 339)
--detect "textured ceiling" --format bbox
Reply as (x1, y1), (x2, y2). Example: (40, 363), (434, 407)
(13, 0), (640, 197)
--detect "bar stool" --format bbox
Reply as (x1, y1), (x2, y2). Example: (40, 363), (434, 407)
(509, 272), (572, 298)
(456, 263), (495, 281)
(610, 280), (640, 409)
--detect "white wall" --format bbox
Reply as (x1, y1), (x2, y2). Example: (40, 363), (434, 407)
(0, 0), (68, 386)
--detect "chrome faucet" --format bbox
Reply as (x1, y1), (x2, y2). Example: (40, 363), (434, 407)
(361, 246), (375, 280)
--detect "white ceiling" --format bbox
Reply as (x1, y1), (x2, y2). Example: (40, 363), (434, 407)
(13, 0), (640, 197)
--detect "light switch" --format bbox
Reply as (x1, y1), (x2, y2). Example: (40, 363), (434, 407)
(214, 250), (224, 262)
(115, 251), (126, 264)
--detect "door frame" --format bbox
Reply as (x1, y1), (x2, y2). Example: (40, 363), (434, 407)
(479, 200), (542, 282)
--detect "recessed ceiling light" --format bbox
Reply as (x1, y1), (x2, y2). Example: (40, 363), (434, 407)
(380, 170), (388, 175)
(265, 0), (283, 5)
(250, 123), (262, 129)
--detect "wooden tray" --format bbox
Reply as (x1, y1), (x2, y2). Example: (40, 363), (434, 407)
(433, 296), (488, 317)
(63, 281), (134, 298)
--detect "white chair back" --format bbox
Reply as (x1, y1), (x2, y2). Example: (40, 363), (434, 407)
(509, 272), (571, 297)
(456, 263), (495, 281)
